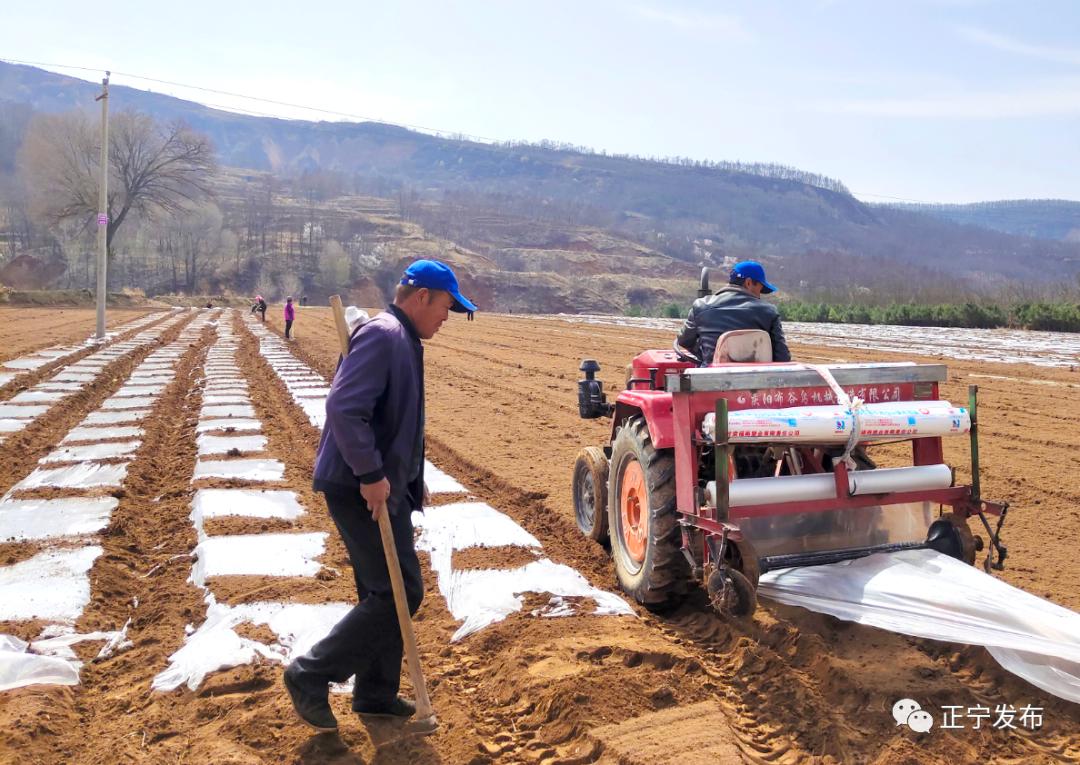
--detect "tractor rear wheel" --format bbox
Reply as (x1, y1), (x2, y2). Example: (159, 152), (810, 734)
(607, 417), (688, 607)
(573, 446), (609, 543)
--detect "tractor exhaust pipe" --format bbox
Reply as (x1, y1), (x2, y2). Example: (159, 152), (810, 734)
(698, 267), (712, 299)
(578, 359), (614, 419)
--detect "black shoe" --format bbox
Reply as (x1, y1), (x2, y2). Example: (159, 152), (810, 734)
(283, 667), (338, 732)
(352, 696), (416, 719)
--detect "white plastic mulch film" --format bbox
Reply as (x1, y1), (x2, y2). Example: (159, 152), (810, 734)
(191, 458), (285, 482)
(158, 313), (630, 692)
(0, 310), (167, 391)
(245, 315), (330, 429)
(0, 498), (118, 541)
(0, 546), (103, 622)
(243, 313), (634, 640)
(0, 309), (210, 692)
(190, 533), (328, 586)
(152, 601), (351, 692)
(759, 550), (1080, 703)
(414, 501), (634, 641)
(154, 317), (353, 692)
(0, 311), (182, 445)
(537, 314), (1080, 368)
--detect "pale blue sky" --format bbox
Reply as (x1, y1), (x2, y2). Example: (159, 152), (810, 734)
(3, 0), (1078, 203)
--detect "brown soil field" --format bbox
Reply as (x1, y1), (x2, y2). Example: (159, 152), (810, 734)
(1, 305), (1078, 765)
(0, 307), (156, 363)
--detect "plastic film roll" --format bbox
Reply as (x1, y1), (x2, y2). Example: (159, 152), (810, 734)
(707, 473), (839, 508)
(854, 403), (969, 439)
(706, 464), (953, 507)
(848, 464), (952, 495)
(702, 400), (970, 444)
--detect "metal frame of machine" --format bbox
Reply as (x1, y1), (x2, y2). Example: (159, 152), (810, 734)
(575, 351), (1009, 618)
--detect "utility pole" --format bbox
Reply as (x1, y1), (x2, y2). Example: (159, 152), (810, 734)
(94, 72), (110, 340)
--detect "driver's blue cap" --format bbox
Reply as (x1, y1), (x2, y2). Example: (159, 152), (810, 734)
(400, 259), (477, 313)
(731, 260), (777, 294)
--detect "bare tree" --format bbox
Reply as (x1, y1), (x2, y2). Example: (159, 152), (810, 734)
(19, 109), (216, 260)
(396, 184), (419, 222)
(319, 239), (349, 291)
(180, 203), (223, 292)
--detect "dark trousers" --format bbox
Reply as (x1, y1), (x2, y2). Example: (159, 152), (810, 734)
(285, 319), (293, 338)
(289, 492), (423, 705)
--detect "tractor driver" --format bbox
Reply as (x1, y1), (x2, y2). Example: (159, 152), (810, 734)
(675, 260), (791, 364)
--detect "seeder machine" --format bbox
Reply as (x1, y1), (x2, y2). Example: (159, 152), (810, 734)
(573, 330), (1009, 618)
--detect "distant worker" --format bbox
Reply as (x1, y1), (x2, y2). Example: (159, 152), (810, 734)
(676, 260), (791, 364)
(284, 296), (296, 339)
(467, 310), (475, 322)
(251, 295), (267, 323)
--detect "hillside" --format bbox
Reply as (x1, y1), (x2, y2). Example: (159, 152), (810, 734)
(2, 60), (1080, 304)
(204, 167), (702, 312)
(888, 199), (1080, 242)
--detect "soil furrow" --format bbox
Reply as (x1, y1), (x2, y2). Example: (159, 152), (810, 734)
(0, 313), (193, 498)
(0, 311), (176, 400)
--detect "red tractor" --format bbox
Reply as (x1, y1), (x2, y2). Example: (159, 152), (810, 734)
(573, 315), (1008, 618)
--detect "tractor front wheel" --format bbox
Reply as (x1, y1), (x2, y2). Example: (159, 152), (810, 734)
(607, 417), (688, 608)
(573, 446), (609, 543)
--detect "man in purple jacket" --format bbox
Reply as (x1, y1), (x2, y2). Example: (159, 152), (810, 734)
(283, 260), (476, 732)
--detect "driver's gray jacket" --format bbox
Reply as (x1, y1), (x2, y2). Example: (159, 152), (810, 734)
(676, 286), (791, 363)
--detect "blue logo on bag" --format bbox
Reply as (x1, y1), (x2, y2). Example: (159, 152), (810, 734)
(836, 420), (846, 431)
(907, 416), (916, 425)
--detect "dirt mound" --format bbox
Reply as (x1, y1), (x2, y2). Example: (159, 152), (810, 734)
(0, 289), (163, 308)
(0, 254), (67, 289)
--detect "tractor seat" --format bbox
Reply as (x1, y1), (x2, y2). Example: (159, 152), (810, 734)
(712, 329), (772, 364)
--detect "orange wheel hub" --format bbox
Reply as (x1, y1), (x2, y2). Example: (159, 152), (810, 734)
(619, 460), (648, 564)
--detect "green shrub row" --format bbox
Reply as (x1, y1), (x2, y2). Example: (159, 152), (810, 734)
(630, 301), (1080, 332)
(775, 301), (1080, 333)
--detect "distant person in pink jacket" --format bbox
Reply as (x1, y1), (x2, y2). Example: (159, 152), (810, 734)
(284, 296), (296, 339)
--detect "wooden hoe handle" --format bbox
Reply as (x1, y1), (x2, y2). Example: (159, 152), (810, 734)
(328, 295), (436, 721)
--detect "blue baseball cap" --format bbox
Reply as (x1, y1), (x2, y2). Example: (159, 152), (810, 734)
(731, 260), (777, 294)
(400, 259), (478, 313)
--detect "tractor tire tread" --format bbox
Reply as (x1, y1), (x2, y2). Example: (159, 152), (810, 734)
(573, 446), (609, 543)
(609, 417), (688, 607)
